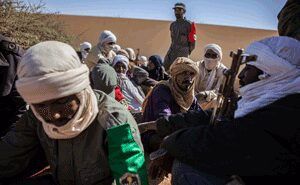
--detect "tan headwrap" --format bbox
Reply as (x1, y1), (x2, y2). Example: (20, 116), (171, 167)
(169, 57), (199, 112)
(16, 41), (99, 139)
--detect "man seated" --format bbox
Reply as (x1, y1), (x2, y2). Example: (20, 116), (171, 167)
(150, 36), (300, 185)
(0, 41), (148, 185)
(141, 57), (201, 153)
(194, 43), (228, 110)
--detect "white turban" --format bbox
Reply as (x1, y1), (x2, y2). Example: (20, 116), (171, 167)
(235, 36), (300, 118)
(204, 43), (222, 61)
(125, 47), (136, 61)
(16, 41), (90, 104)
(113, 44), (121, 52)
(140, 56), (148, 62)
(99, 30), (117, 46)
(80, 41), (92, 51)
(112, 54), (129, 70)
(16, 41), (99, 139)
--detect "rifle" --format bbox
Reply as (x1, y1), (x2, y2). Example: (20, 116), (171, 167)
(210, 48), (257, 125)
(138, 121), (156, 134)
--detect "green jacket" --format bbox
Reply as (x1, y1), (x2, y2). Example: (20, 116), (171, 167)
(0, 90), (147, 185)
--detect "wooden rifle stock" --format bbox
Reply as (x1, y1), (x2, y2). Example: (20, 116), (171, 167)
(210, 49), (257, 125)
(138, 121), (157, 134)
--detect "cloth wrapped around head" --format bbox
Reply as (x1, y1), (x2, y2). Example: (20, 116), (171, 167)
(235, 36), (300, 118)
(169, 57), (199, 112)
(80, 42), (92, 51)
(99, 30), (117, 46)
(16, 41), (91, 104)
(204, 43), (222, 61)
(16, 40), (99, 139)
(112, 54), (130, 73)
(170, 57), (199, 77)
(125, 47), (136, 61)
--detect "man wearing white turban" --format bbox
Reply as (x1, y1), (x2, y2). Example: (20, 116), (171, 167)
(146, 36), (300, 184)
(194, 43), (228, 110)
(112, 55), (145, 112)
(0, 41), (148, 185)
(86, 30), (117, 69)
(77, 41), (92, 63)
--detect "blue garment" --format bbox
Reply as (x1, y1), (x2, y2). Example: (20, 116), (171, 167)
(172, 160), (226, 185)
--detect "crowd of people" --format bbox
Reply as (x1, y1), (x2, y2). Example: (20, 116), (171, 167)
(0, 1), (299, 185)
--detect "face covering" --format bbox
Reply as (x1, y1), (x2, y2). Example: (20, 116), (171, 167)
(204, 57), (219, 70)
(81, 50), (89, 59)
(103, 44), (115, 53)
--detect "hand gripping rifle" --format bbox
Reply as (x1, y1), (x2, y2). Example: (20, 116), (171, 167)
(210, 48), (257, 125)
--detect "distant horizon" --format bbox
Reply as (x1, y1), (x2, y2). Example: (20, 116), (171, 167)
(27, 0), (287, 31)
(59, 13), (280, 31)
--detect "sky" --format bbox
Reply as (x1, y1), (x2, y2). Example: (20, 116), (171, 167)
(27, 0), (287, 30)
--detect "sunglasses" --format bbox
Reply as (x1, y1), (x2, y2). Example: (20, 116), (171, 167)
(107, 42), (115, 45)
(204, 52), (218, 59)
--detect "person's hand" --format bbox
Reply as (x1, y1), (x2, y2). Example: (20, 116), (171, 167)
(148, 149), (174, 180)
(196, 91), (207, 100)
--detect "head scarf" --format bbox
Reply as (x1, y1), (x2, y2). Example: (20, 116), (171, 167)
(112, 54), (130, 74)
(235, 36), (300, 118)
(203, 43), (222, 70)
(16, 41), (99, 139)
(99, 30), (117, 46)
(139, 56), (148, 67)
(125, 47), (136, 61)
(112, 44), (121, 53)
(148, 55), (165, 81)
(116, 49), (130, 59)
(277, 0), (300, 40)
(97, 30), (117, 59)
(80, 42), (92, 51)
(169, 57), (199, 112)
(198, 43), (224, 91)
(80, 42), (92, 60)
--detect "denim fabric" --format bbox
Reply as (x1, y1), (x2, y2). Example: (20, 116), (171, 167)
(171, 160), (226, 185)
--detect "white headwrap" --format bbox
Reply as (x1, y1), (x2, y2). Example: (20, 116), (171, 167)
(16, 41), (99, 139)
(112, 44), (121, 52)
(204, 44), (222, 60)
(112, 54), (130, 71)
(99, 30), (117, 46)
(235, 36), (300, 118)
(199, 44), (224, 90)
(139, 56), (148, 67)
(80, 41), (92, 51)
(125, 47), (136, 61)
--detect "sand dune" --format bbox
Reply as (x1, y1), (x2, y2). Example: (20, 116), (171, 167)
(58, 14), (277, 68)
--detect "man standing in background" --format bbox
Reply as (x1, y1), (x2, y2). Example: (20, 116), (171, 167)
(164, 2), (197, 72)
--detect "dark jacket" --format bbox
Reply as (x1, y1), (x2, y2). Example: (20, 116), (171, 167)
(0, 34), (26, 137)
(0, 90), (145, 185)
(148, 55), (170, 82)
(161, 94), (300, 179)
